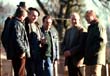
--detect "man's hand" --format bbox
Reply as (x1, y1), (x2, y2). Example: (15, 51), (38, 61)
(64, 50), (71, 57)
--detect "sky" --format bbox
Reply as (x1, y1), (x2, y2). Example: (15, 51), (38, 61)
(0, 0), (39, 8)
(0, 0), (39, 25)
(0, 0), (110, 26)
(84, 0), (110, 26)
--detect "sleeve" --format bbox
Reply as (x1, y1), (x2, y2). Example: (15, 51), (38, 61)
(13, 22), (26, 53)
(61, 30), (68, 52)
(86, 26), (101, 55)
(55, 32), (60, 60)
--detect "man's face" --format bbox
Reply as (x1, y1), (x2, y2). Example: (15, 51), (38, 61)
(28, 10), (39, 23)
(71, 14), (80, 26)
(22, 10), (28, 21)
(44, 18), (52, 30)
(85, 13), (94, 23)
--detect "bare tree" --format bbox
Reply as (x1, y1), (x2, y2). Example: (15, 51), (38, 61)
(36, 0), (110, 41)
(36, 0), (85, 40)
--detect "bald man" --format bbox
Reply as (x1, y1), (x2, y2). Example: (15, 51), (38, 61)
(62, 12), (85, 76)
(84, 10), (107, 76)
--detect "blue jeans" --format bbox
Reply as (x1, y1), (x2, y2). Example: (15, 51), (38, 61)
(43, 57), (53, 76)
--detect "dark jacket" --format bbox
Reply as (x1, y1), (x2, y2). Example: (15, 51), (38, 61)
(62, 26), (85, 66)
(7, 17), (30, 59)
(84, 21), (107, 65)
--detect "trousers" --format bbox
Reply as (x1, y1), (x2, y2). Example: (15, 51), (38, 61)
(12, 57), (26, 76)
(85, 64), (102, 76)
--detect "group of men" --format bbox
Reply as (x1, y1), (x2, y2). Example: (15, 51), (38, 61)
(1, 1), (107, 76)
(1, 2), (59, 76)
(62, 11), (107, 76)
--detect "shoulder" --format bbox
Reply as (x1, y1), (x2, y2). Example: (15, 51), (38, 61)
(98, 23), (106, 31)
(76, 25), (87, 32)
(50, 26), (58, 33)
(11, 18), (23, 29)
(66, 27), (73, 31)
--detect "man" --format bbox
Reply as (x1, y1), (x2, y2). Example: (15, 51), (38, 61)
(1, 1), (26, 52)
(62, 12), (85, 76)
(41, 15), (59, 76)
(84, 10), (107, 76)
(25, 7), (43, 76)
(5, 7), (30, 76)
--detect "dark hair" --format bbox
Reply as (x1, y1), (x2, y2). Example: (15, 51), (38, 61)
(42, 15), (52, 23)
(17, 2), (26, 8)
(14, 7), (27, 17)
(28, 7), (40, 16)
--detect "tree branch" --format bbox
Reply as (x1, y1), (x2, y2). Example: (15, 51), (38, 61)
(36, 0), (49, 15)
